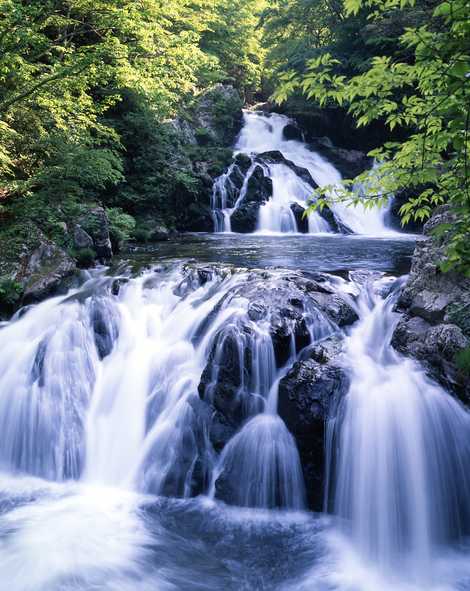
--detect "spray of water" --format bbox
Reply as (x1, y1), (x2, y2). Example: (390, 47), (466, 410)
(325, 276), (470, 584)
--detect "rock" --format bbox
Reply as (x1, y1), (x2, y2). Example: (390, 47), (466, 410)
(234, 153), (252, 173)
(392, 317), (470, 401)
(73, 225), (94, 250)
(89, 297), (119, 360)
(278, 337), (349, 510)
(79, 206), (113, 261)
(230, 165), (273, 233)
(283, 123), (303, 142)
(154, 85), (243, 234)
(307, 139), (372, 179)
(278, 106), (390, 153)
(17, 240), (76, 303)
(290, 203), (309, 233)
(317, 205), (353, 234)
(388, 187), (424, 233)
(169, 117), (197, 145)
(149, 222), (172, 241)
(310, 292), (359, 327)
(392, 206), (470, 402)
(193, 84), (244, 147)
(255, 151), (318, 188)
(196, 265), (358, 449)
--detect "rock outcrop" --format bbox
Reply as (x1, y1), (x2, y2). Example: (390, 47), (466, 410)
(307, 137), (372, 180)
(194, 264), (357, 505)
(255, 151), (318, 188)
(230, 166), (273, 232)
(278, 336), (348, 511)
(15, 238), (77, 304)
(168, 85), (244, 233)
(392, 207), (470, 402)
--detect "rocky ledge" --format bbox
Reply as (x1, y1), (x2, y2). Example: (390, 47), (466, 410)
(391, 207), (470, 403)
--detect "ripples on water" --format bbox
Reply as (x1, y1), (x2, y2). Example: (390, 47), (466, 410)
(126, 232), (418, 275)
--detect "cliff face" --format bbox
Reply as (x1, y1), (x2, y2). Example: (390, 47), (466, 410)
(392, 207), (470, 403)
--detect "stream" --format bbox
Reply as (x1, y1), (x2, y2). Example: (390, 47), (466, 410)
(1, 112), (469, 591)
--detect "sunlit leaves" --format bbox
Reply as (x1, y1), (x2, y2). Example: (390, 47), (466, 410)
(274, 0), (470, 272)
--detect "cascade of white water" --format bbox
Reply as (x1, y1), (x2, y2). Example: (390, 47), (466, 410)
(210, 298), (338, 510)
(257, 163), (330, 234)
(326, 276), (470, 581)
(212, 111), (397, 236)
(0, 269), (248, 492)
(0, 266), (317, 509)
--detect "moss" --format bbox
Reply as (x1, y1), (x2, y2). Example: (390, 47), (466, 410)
(0, 277), (23, 318)
(455, 346), (470, 376)
(447, 301), (470, 337)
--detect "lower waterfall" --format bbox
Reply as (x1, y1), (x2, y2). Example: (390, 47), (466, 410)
(1, 257), (470, 590)
(322, 275), (470, 586)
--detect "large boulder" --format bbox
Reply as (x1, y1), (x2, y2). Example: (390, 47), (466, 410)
(392, 206), (470, 402)
(278, 337), (349, 511)
(15, 238), (76, 304)
(196, 265), (357, 451)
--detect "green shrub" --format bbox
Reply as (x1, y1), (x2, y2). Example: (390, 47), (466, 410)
(132, 226), (153, 243)
(0, 278), (23, 317)
(72, 248), (96, 269)
(106, 208), (136, 252)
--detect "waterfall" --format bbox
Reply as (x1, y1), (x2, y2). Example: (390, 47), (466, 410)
(211, 111), (396, 236)
(326, 275), (470, 582)
(0, 266), (328, 510)
(208, 323), (307, 510)
(0, 268), (241, 492)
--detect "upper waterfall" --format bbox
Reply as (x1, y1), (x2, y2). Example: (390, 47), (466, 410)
(211, 111), (396, 236)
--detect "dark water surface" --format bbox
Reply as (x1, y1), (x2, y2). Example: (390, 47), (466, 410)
(123, 233), (419, 276)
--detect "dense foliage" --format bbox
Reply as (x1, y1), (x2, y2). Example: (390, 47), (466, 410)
(1, 0), (469, 285)
(0, 0), (262, 272)
(272, 0), (470, 273)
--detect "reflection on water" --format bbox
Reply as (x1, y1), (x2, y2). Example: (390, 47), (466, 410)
(125, 233), (418, 276)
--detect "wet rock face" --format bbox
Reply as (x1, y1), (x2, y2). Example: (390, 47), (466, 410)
(290, 203), (309, 233)
(230, 166), (273, 233)
(278, 337), (349, 511)
(255, 151), (318, 188)
(307, 138), (372, 180)
(393, 207), (470, 402)
(388, 187), (424, 233)
(282, 123), (303, 142)
(196, 265), (357, 477)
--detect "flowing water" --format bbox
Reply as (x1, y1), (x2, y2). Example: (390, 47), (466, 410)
(212, 111), (397, 236)
(1, 116), (470, 589)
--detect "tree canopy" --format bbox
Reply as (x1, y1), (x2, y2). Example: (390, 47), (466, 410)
(0, 0), (469, 274)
